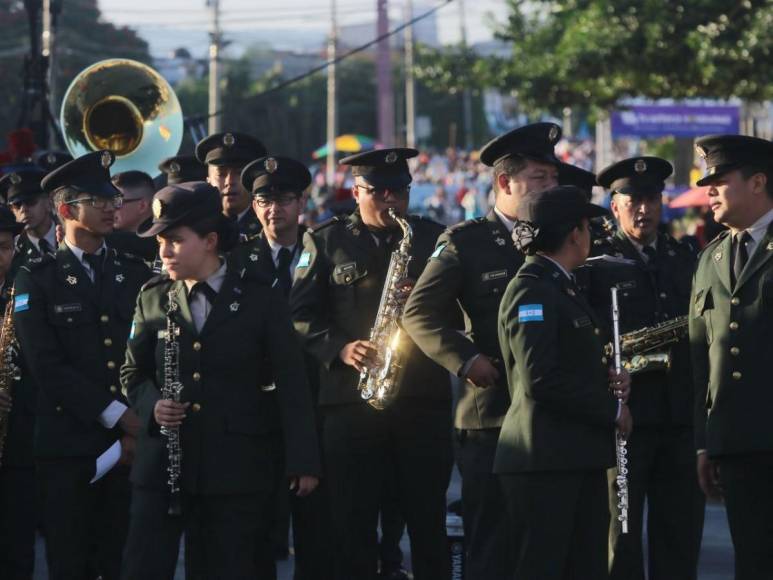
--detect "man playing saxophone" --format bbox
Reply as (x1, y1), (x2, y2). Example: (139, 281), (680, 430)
(0, 201), (34, 580)
(291, 148), (456, 580)
(577, 157), (705, 580)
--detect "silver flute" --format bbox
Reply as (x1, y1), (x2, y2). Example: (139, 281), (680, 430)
(162, 290), (184, 516)
(611, 287), (629, 534)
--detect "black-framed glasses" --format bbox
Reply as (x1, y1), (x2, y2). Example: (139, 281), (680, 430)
(254, 194), (300, 208)
(64, 196), (124, 209)
(355, 184), (411, 201)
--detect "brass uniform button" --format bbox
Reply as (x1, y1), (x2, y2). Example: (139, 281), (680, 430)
(107, 361), (116, 370)
(193, 372), (201, 382)
(193, 341), (202, 351)
(732, 371), (742, 380)
(55, 406), (62, 413)
(659, 292), (667, 299)
(731, 297), (740, 306)
(109, 385), (118, 394)
(192, 403), (202, 412)
(104, 338), (113, 347)
(730, 347), (740, 356)
(601, 357), (608, 365)
(729, 322), (739, 331)
(100, 314), (109, 323)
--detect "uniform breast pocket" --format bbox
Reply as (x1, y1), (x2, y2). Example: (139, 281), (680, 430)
(694, 287), (714, 344)
(330, 261), (369, 291)
(47, 303), (93, 329)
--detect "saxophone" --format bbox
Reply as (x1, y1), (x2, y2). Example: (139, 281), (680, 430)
(0, 287), (20, 468)
(162, 290), (184, 515)
(358, 208), (413, 411)
(609, 315), (688, 374)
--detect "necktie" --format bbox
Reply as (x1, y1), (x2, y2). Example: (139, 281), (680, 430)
(39, 238), (52, 255)
(732, 232), (752, 288)
(642, 245), (657, 266)
(191, 281), (218, 305)
(84, 251), (104, 285)
(276, 247), (294, 296)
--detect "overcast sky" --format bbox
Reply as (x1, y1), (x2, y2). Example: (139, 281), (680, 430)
(98, 0), (509, 57)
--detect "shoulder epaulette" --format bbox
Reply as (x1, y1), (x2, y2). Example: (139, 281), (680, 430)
(241, 231), (262, 244)
(311, 215), (345, 233)
(113, 249), (147, 264)
(697, 230), (729, 258)
(447, 217), (487, 235)
(241, 268), (274, 287)
(517, 261), (546, 279)
(140, 274), (171, 292)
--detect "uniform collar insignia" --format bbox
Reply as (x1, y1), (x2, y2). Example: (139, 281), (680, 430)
(767, 242), (773, 251)
(249, 253), (258, 261)
(66, 274), (78, 285)
(115, 274), (124, 283)
(714, 251), (723, 261)
(495, 237), (506, 246)
(229, 301), (240, 312)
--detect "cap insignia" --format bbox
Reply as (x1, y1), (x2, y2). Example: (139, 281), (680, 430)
(385, 151), (398, 164)
(634, 159), (647, 174)
(264, 157), (278, 174)
(152, 198), (165, 220)
(100, 151), (112, 168)
(169, 161), (181, 175)
(9, 173), (21, 185)
(223, 133), (235, 147)
(46, 153), (56, 164)
(548, 126), (559, 142)
(696, 145), (707, 160)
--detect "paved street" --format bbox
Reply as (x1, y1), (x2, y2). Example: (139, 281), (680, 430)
(33, 467), (733, 579)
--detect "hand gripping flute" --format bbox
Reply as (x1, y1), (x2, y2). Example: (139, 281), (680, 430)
(611, 287), (629, 534)
(162, 290), (184, 516)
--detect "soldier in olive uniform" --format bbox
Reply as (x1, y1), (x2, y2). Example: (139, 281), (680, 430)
(0, 206), (36, 580)
(109, 171), (159, 264)
(402, 123), (561, 579)
(578, 157), (704, 580)
(33, 150), (72, 173)
(0, 169), (57, 271)
(120, 181), (320, 579)
(237, 156), (335, 579)
(13, 151), (152, 580)
(689, 135), (773, 580)
(495, 185), (632, 580)
(195, 131), (267, 239)
(291, 148), (455, 580)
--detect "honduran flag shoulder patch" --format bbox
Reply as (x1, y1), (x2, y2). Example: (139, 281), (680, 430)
(518, 304), (544, 323)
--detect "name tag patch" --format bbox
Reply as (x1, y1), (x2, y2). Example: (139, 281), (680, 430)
(572, 316), (592, 328)
(14, 293), (30, 313)
(335, 262), (357, 274)
(518, 304), (544, 322)
(297, 251), (311, 268)
(54, 303), (82, 314)
(482, 269), (508, 282)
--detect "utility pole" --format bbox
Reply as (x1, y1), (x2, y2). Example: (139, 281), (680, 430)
(326, 0), (338, 195)
(207, 0), (222, 135)
(404, 0), (416, 149)
(376, 0), (395, 147)
(458, 0), (473, 150)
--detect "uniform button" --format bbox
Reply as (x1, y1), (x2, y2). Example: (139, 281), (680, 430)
(493, 288), (500, 294)
(192, 403), (202, 412)
(344, 275), (352, 283)
(659, 292), (667, 299)
(107, 361), (116, 370)
(55, 405), (62, 413)
(100, 314), (109, 323)
(109, 385), (118, 394)
(193, 372), (201, 382)
(732, 371), (742, 380)
(594, 328), (600, 335)
(729, 322), (739, 331)
(601, 357), (608, 365)
(730, 347), (740, 356)
(731, 297), (740, 306)
(104, 338), (113, 347)
(192, 341), (202, 351)
(66, 317), (73, 323)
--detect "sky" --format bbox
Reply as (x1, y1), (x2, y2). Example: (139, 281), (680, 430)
(98, 0), (509, 58)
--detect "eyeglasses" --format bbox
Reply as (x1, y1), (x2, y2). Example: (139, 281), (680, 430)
(254, 194), (299, 208)
(355, 184), (411, 201)
(65, 196), (124, 209)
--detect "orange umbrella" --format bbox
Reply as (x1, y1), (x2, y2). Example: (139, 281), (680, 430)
(669, 186), (710, 208)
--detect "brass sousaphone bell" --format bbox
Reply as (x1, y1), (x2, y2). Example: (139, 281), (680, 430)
(59, 59), (183, 177)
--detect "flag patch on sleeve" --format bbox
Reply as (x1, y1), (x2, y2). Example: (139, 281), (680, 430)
(518, 304), (544, 322)
(14, 293), (30, 313)
(431, 243), (447, 258)
(297, 251), (311, 268)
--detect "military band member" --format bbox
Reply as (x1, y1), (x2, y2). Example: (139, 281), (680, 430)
(495, 185), (632, 580)
(579, 157), (704, 580)
(558, 161), (597, 200)
(13, 151), (151, 580)
(109, 171), (159, 264)
(291, 148), (455, 580)
(402, 122), (561, 579)
(0, 206), (35, 580)
(237, 156), (334, 578)
(158, 155), (207, 186)
(120, 181), (320, 579)
(33, 150), (72, 173)
(0, 168), (57, 269)
(195, 131), (267, 238)
(689, 135), (773, 580)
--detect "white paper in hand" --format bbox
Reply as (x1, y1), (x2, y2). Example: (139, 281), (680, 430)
(90, 440), (122, 484)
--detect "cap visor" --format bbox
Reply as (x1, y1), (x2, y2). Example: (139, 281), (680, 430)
(361, 174), (412, 190)
(136, 217), (170, 238)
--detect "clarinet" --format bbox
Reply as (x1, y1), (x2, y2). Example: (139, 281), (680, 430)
(611, 287), (629, 534)
(162, 290), (184, 516)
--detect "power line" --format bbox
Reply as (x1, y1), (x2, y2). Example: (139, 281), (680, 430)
(194, 0), (454, 121)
